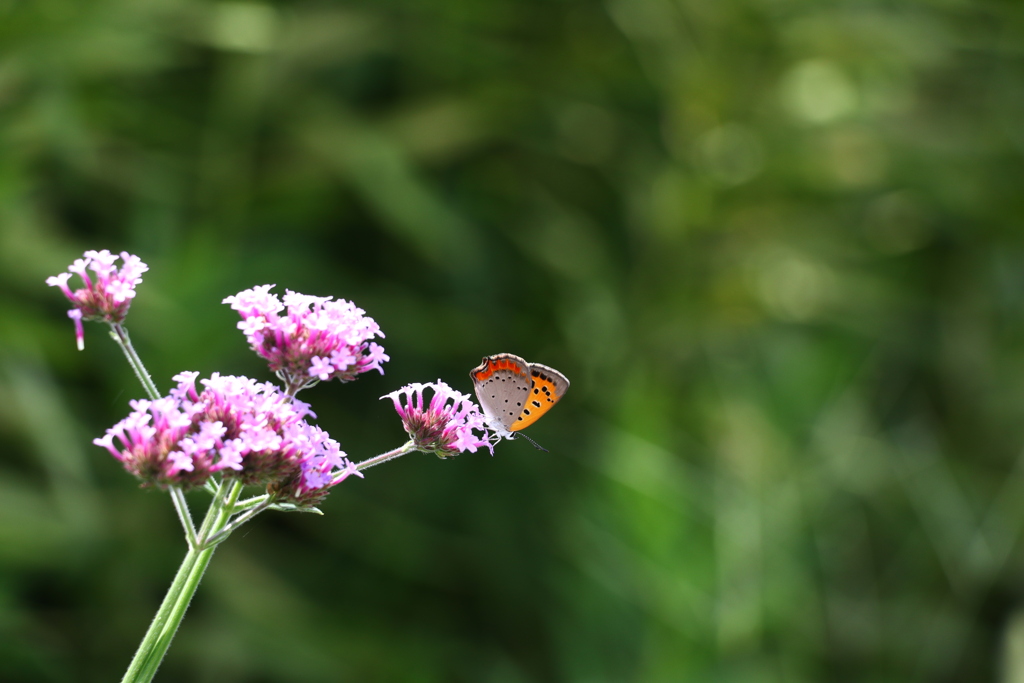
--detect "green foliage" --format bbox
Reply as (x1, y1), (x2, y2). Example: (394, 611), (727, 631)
(3, 0), (1024, 680)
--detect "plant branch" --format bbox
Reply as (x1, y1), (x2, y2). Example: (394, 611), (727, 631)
(109, 323), (161, 400)
(352, 441), (419, 473)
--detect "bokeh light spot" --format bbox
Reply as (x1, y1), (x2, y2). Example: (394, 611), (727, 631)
(781, 59), (858, 123)
(209, 2), (278, 53)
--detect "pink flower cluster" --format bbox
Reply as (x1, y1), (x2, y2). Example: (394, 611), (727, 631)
(383, 381), (492, 457)
(94, 372), (360, 505)
(46, 250), (149, 350)
(223, 285), (389, 393)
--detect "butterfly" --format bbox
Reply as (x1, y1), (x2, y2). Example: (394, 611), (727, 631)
(470, 353), (569, 449)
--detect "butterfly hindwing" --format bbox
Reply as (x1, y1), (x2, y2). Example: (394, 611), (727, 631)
(470, 353), (532, 431)
(509, 363), (570, 432)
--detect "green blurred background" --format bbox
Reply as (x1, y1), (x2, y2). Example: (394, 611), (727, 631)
(4, 0), (1024, 680)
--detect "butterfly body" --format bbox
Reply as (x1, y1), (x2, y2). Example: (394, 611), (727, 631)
(470, 353), (569, 440)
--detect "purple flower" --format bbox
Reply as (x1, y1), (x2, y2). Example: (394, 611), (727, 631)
(46, 250), (149, 350)
(383, 381), (492, 457)
(94, 371), (361, 505)
(223, 286), (389, 393)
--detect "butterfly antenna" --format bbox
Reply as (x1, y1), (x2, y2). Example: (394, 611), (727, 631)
(513, 432), (549, 452)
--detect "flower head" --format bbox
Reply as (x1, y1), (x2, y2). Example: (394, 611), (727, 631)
(94, 372), (361, 505)
(46, 250), (149, 350)
(223, 286), (389, 393)
(383, 381), (492, 457)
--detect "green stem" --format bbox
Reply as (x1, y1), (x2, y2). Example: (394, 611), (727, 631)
(203, 497), (273, 548)
(121, 479), (245, 683)
(119, 490), (214, 683)
(352, 442), (418, 474)
(169, 487), (198, 549)
(232, 494), (272, 513)
(109, 322), (161, 400)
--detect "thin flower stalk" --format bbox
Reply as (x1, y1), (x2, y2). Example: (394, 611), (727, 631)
(353, 442), (420, 472)
(110, 323), (161, 401)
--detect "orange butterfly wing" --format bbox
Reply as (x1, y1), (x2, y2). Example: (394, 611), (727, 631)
(509, 364), (570, 431)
